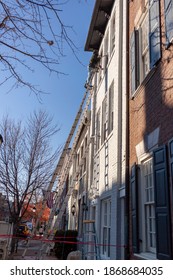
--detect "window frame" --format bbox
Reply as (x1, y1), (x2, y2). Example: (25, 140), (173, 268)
(101, 198), (111, 258)
(108, 80), (114, 134)
(96, 108), (101, 151)
(140, 12), (150, 80)
(140, 157), (156, 255)
(98, 49), (103, 85)
(110, 11), (115, 53)
(130, 0), (161, 96)
(101, 96), (107, 144)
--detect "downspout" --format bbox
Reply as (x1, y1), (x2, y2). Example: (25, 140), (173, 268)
(124, 0), (130, 260)
(116, 0), (123, 260)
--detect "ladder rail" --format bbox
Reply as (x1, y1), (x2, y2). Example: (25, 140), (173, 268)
(82, 220), (100, 260)
(44, 89), (92, 234)
(34, 90), (89, 231)
(48, 87), (92, 209)
(36, 89), (93, 259)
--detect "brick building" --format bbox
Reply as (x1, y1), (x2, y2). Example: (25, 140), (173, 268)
(129, 0), (173, 259)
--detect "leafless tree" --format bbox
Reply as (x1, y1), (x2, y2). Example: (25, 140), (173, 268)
(0, 110), (61, 253)
(0, 0), (78, 95)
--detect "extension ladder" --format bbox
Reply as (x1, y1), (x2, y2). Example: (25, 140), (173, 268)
(37, 86), (94, 259)
(22, 84), (93, 259)
(35, 89), (90, 231)
(44, 88), (92, 232)
(82, 220), (100, 260)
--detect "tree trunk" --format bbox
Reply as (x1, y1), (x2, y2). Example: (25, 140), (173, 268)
(10, 223), (18, 254)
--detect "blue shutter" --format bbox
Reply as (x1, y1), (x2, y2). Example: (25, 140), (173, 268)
(130, 163), (139, 253)
(164, 0), (173, 45)
(149, 0), (161, 68)
(130, 30), (139, 95)
(153, 146), (172, 259)
(169, 137), (173, 196)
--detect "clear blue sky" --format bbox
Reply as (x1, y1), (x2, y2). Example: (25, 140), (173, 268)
(0, 0), (95, 151)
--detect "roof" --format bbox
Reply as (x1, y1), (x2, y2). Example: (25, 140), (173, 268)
(85, 0), (114, 51)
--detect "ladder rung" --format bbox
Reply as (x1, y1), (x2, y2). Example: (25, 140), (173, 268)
(83, 220), (95, 224)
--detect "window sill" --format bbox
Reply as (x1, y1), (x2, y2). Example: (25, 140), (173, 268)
(134, 252), (157, 260)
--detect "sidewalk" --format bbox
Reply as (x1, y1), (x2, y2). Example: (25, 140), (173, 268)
(7, 242), (58, 260)
(8, 251), (58, 260)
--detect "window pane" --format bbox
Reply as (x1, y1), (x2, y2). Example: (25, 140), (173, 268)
(141, 13), (150, 78)
(102, 200), (111, 257)
(143, 158), (156, 253)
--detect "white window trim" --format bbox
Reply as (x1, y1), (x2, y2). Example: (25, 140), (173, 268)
(137, 9), (150, 84)
(138, 153), (156, 256)
(100, 198), (111, 259)
(110, 11), (115, 54)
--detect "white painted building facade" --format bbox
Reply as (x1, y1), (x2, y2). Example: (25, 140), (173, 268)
(53, 0), (128, 260)
(85, 0), (128, 260)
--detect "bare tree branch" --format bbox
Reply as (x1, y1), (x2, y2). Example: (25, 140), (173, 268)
(0, 0), (79, 95)
(0, 110), (61, 252)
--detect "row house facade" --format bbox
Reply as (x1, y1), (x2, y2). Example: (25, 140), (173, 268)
(68, 111), (91, 236)
(57, 0), (128, 260)
(51, 0), (173, 260)
(129, 0), (173, 260)
(84, 0), (128, 260)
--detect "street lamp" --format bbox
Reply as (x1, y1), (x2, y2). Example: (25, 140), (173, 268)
(0, 134), (3, 146)
(32, 206), (37, 233)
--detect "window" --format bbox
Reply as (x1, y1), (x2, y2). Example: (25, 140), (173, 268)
(104, 32), (109, 93)
(164, 0), (173, 45)
(101, 97), (107, 144)
(79, 177), (84, 195)
(141, 13), (150, 78)
(108, 81), (114, 134)
(139, 158), (156, 253)
(98, 49), (103, 84)
(105, 142), (109, 188)
(130, 0), (161, 95)
(131, 145), (173, 259)
(110, 12), (115, 53)
(142, 158), (156, 253)
(96, 109), (101, 151)
(101, 199), (111, 258)
(104, 31), (109, 69)
(76, 153), (79, 170)
(85, 136), (87, 149)
(83, 157), (86, 173)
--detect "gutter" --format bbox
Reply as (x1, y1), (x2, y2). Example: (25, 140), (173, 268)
(124, 0), (130, 260)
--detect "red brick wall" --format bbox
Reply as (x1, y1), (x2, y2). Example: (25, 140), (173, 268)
(129, 0), (173, 166)
(129, 0), (173, 260)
